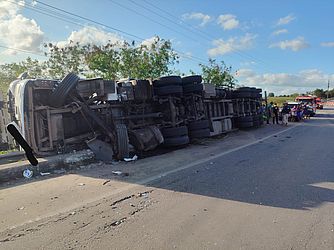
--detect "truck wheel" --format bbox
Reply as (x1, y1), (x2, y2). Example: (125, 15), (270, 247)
(116, 124), (129, 159)
(50, 73), (79, 107)
(153, 76), (182, 87)
(156, 85), (183, 96)
(163, 135), (190, 147)
(181, 75), (202, 85)
(161, 126), (188, 138)
(236, 116), (254, 123)
(188, 120), (210, 131)
(236, 121), (254, 128)
(183, 84), (204, 94)
(189, 128), (210, 139)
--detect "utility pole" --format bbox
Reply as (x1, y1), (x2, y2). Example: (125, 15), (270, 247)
(327, 79), (330, 102)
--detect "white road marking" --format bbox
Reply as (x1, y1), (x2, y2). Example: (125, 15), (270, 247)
(139, 124), (300, 185)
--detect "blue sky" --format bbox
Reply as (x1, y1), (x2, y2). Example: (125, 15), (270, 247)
(0, 0), (334, 94)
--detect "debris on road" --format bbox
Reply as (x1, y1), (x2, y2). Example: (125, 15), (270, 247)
(17, 207), (25, 210)
(40, 172), (51, 176)
(112, 171), (129, 177)
(22, 169), (33, 178)
(78, 183), (85, 186)
(102, 179), (111, 185)
(124, 155), (138, 162)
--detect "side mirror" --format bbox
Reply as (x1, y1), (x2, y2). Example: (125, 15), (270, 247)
(7, 122), (38, 166)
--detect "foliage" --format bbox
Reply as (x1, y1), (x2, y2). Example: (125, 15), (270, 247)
(44, 42), (86, 79)
(85, 37), (179, 80)
(0, 57), (45, 98)
(268, 92), (275, 97)
(199, 59), (236, 88)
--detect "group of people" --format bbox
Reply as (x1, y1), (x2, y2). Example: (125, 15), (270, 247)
(263, 102), (313, 126)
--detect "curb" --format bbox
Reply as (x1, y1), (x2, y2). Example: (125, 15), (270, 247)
(0, 150), (95, 183)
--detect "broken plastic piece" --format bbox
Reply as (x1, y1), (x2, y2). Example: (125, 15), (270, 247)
(124, 155), (138, 162)
(23, 169), (33, 178)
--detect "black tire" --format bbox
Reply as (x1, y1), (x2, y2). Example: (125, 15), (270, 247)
(164, 135), (189, 147)
(153, 76), (182, 87)
(161, 126), (188, 138)
(188, 120), (210, 131)
(183, 83), (204, 94)
(253, 120), (260, 127)
(181, 75), (202, 85)
(50, 73), (79, 107)
(189, 128), (210, 139)
(156, 85), (183, 96)
(236, 116), (253, 122)
(233, 91), (253, 99)
(216, 88), (227, 98)
(236, 121), (254, 128)
(116, 124), (129, 159)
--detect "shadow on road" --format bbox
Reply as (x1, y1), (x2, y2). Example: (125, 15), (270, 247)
(2, 109), (334, 211)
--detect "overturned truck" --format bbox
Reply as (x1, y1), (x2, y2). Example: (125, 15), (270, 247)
(7, 73), (262, 160)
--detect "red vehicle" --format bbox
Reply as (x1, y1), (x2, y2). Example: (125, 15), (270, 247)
(315, 97), (324, 109)
(295, 95), (317, 114)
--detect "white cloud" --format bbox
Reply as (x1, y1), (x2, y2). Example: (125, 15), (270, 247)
(207, 33), (257, 57)
(56, 26), (123, 47)
(217, 14), (239, 30)
(237, 68), (334, 95)
(272, 29), (288, 36)
(321, 42), (334, 47)
(182, 12), (212, 27)
(0, 1), (44, 55)
(141, 36), (159, 47)
(269, 37), (309, 51)
(276, 14), (296, 26)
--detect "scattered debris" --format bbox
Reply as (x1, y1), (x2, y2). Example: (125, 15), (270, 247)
(78, 183), (85, 186)
(209, 162), (214, 165)
(102, 179), (111, 185)
(110, 195), (134, 206)
(87, 138), (114, 162)
(17, 207), (25, 210)
(22, 169), (33, 178)
(50, 196), (58, 200)
(137, 190), (154, 197)
(70, 211), (76, 215)
(40, 172), (51, 176)
(203, 208), (208, 212)
(107, 217), (127, 227)
(124, 155), (138, 162)
(112, 171), (129, 177)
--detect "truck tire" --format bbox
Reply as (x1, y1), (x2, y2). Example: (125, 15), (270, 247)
(153, 76), (182, 87)
(189, 128), (210, 139)
(236, 116), (253, 123)
(116, 124), (129, 159)
(181, 75), (202, 85)
(236, 121), (254, 128)
(50, 73), (79, 107)
(183, 83), (204, 94)
(164, 135), (190, 147)
(188, 120), (210, 131)
(161, 126), (188, 138)
(156, 85), (183, 96)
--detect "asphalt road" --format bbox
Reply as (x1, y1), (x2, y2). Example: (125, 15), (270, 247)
(1, 108), (334, 249)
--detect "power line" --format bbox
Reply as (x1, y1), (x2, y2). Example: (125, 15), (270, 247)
(12, 0), (208, 64)
(0, 44), (47, 57)
(138, 0), (272, 70)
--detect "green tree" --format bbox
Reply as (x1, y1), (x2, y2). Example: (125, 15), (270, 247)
(313, 88), (325, 98)
(199, 59), (236, 88)
(0, 57), (45, 97)
(85, 37), (179, 80)
(44, 42), (86, 79)
(268, 92), (275, 97)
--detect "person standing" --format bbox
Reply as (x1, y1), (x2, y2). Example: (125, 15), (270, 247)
(267, 102), (273, 124)
(272, 103), (279, 124)
(281, 102), (290, 126)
